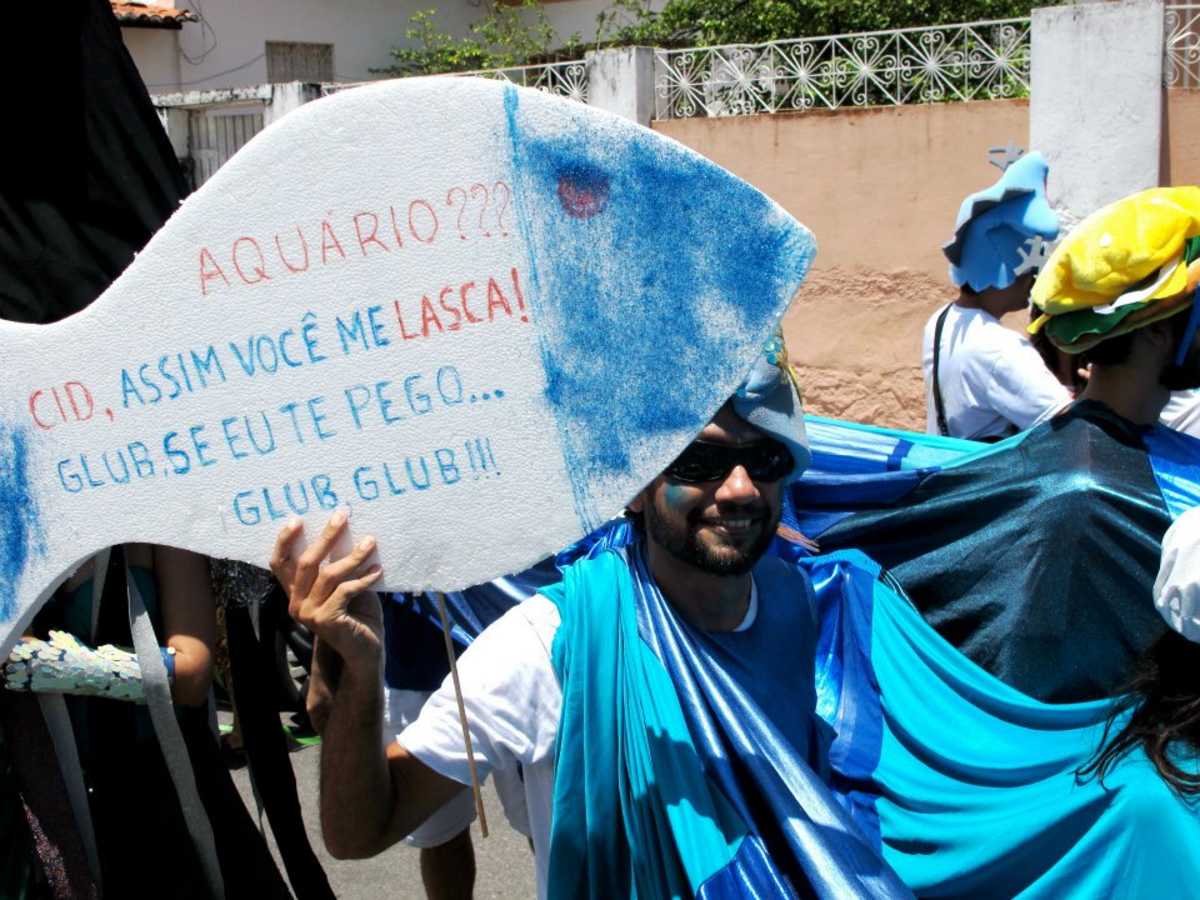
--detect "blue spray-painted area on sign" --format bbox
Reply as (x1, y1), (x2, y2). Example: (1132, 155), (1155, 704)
(503, 86), (815, 530)
(0, 422), (46, 621)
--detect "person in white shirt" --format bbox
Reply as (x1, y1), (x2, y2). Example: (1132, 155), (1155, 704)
(1158, 388), (1200, 438)
(922, 275), (1071, 440)
(924, 152), (1069, 440)
(375, 564), (559, 900)
(1154, 505), (1200, 643)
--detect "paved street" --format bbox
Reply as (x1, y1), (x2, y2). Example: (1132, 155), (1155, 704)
(227, 731), (536, 899)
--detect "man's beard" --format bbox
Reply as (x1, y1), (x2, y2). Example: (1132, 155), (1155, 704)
(644, 498), (779, 576)
(1161, 344), (1200, 391)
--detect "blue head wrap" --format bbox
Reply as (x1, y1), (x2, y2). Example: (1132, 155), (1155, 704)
(730, 331), (811, 481)
(942, 152), (1060, 292)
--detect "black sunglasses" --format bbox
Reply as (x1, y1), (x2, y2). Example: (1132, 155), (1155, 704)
(664, 438), (794, 485)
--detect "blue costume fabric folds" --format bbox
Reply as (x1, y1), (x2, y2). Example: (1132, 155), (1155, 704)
(390, 402), (1200, 895)
(790, 401), (1200, 702)
(539, 542), (909, 899)
(783, 404), (1200, 893)
(801, 549), (1200, 897)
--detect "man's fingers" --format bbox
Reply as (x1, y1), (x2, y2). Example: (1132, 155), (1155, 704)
(270, 518), (304, 584)
(307, 568), (382, 632)
(312, 535), (378, 600)
(294, 510), (349, 599)
(327, 569), (383, 611)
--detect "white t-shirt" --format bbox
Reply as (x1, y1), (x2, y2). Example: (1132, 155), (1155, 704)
(397, 583), (761, 900)
(1161, 389), (1200, 439)
(1155, 505), (1200, 643)
(923, 304), (1070, 440)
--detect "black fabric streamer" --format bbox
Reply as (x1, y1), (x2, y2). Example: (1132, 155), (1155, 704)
(0, 694), (99, 900)
(225, 590), (336, 900)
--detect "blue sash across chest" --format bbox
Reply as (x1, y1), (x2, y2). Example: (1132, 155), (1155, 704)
(540, 541), (908, 899)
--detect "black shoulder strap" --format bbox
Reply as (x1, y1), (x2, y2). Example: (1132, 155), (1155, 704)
(931, 304), (953, 437)
(94, 544), (129, 645)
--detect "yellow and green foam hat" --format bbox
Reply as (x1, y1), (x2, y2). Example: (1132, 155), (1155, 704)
(1029, 186), (1200, 354)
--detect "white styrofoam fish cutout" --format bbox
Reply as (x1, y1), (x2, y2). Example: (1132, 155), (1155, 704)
(0, 77), (815, 652)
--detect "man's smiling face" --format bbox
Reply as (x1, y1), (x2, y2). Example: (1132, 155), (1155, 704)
(636, 405), (786, 576)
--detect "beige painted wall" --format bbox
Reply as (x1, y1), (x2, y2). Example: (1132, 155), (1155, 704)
(654, 100), (1030, 430)
(1165, 89), (1200, 187)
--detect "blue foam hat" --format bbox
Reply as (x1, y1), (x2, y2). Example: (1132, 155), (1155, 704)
(942, 152), (1060, 292)
(731, 331), (811, 481)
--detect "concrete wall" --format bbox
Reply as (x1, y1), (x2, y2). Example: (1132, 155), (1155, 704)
(1164, 89), (1200, 186)
(1031, 0), (1164, 223)
(654, 100), (1030, 429)
(122, 28), (182, 92)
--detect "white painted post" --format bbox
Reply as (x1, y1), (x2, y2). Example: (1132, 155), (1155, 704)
(157, 107), (191, 162)
(585, 47), (656, 127)
(1030, 0), (1165, 221)
(265, 81), (323, 127)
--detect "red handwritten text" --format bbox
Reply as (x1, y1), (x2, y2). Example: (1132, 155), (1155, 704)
(196, 181), (514, 297)
(29, 381), (97, 431)
(393, 267), (530, 343)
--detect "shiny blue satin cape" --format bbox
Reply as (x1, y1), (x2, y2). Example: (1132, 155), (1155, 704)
(792, 402), (1200, 703)
(539, 540), (909, 899)
(787, 405), (1200, 895)
(801, 548), (1200, 896)
(391, 402), (1200, 896)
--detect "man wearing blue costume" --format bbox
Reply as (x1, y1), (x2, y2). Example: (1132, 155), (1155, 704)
(923, 152), (1071, 440)
(270, 347), (909, 899)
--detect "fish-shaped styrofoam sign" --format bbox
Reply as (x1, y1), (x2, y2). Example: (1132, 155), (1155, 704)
(0, 77), (815, 653)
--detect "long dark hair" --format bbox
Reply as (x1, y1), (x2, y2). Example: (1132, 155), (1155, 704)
(1078, 631), (1200, 795)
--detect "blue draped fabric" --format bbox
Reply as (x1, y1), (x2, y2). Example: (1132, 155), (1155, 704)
(804, 549), (1200, 897)
(539, 540), (910, 899)
(794, 402), (1200, 703)
(388, 404), (1200, 895)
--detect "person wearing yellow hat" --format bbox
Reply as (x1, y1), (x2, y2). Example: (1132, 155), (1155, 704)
(774, 188), (1200, 896)
(812, 187), (1200, 705)
(1030, 186), (1200, 425)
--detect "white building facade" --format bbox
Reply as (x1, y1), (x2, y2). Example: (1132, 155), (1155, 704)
(115, 0), (639, 94)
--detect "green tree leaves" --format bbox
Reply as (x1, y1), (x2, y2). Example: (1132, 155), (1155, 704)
(379, 0), (1055, 76)
(601, 0), (1053, 48)
(376, 1), (577, 76)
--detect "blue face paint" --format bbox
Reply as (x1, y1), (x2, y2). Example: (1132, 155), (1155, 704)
(503, 86), (815, 530)
(664, 482), (690, 511)
(0, 422), (45, 621)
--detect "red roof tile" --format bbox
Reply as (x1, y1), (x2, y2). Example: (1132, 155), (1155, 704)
(111, 2), (198, 28)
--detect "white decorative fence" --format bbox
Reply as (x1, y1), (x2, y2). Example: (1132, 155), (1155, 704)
(444, 59), (590, 103)
(1166, 4), (1200, 87)
(321, 59), (590, 103)
(653, 19), (1031, 119)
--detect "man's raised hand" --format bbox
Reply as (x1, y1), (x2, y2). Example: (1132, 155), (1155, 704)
(270, 511), (385, 663)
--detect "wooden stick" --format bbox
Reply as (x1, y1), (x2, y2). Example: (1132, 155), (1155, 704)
(433, 591), (489, 838)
